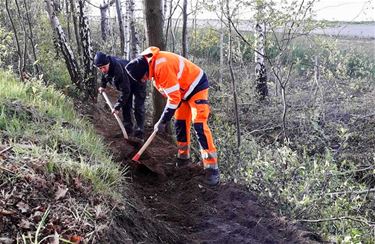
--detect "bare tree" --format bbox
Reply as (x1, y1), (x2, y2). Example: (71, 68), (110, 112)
(14, 0), (28, 78)
(164, 0), (180, 51)
(65, 0), (71, 40)
(225, 0), (241, 148)
(219, 1), (225, 84)
(69, 0), (82, 61)
(22, 0), (40, 75)
(45, 0), (81, 89)
(143, 0), (166, 124)
(115, 0), (126, 57)
(128, 0), (140, 58)
(100, 0), (111, 41)
(181, 0), (188, 57)
(78, 0), (96, 99)
(265, 0), (316, 138)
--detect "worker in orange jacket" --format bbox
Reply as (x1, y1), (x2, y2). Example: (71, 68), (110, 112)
(125, 46), (220, 186)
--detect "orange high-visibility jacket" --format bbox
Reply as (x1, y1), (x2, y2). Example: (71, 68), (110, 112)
(141, 47), (208, 122)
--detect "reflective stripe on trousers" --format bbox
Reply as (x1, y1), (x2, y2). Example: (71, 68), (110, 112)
(174, 89), (218, 168)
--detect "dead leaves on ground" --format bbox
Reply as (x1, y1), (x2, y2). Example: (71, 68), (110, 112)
(0, 147), (110, 243)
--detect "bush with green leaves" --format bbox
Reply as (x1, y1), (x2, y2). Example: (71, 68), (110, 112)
(212, 118), (374, 242)
(0, 26), (13, 68)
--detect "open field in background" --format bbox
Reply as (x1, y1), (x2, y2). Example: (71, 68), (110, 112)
(313, 23), (375, 39)
(179, 19), (375, 39)
(88, 17), (375, 40)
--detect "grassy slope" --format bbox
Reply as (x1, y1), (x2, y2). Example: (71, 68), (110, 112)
(0, 70), (123, 242)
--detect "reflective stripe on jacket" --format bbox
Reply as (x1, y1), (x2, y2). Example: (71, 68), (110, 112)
(141, 47), (208, 122)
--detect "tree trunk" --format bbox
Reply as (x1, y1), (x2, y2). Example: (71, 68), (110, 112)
(14, 0), (28, 78)
(46, 0), (81, 89)
(115, 0), (126, 57)
(219, 4), (224, 84)
(191, 0), (198, 62)
(181, 0), (188, 57)
(143, 0), (166, 125)
(226, 0), (241, 148)
(163, 0), (167, 17)
(65, 0), (71, 40)
(128, 0), (139, 59)
(124, 0), (130, 59)
(254, 1), (268, 100)
(100, 1), (110, 41)
(172, 12), (182, 52)
(22, 0), (40, 75)
(78, 0), (96, 100)
(69, 0), (82, 62)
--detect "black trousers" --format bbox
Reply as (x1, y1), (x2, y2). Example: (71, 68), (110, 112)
(122, 81), (146, 136)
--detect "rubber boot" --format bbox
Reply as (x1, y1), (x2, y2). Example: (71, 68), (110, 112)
(204, 168), (220, 186)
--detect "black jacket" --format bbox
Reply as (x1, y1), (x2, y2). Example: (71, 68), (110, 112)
(101, 56), (133, 110)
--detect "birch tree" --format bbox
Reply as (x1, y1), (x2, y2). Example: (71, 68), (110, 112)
(128, 0), (140, 59)
(100, 0), (111, 41)
(254, 0), (268, 100)
(78, 0), (96, 99)
(69, 0), (82, 61)
(45, 0), (81, 88)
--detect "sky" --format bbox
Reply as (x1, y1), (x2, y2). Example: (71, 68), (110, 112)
(313, 0), (374, 21)
(89, 0), (375, 22)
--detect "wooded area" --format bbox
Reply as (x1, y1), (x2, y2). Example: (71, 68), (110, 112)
(1, 0), (374, 242)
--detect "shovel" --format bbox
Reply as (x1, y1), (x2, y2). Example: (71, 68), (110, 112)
(101, 91), (128, 139)
(131, 129), (165, 176)
(132, 129), (157, 162)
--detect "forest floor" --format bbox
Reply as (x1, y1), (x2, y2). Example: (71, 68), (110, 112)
(94, 90), (321, 244)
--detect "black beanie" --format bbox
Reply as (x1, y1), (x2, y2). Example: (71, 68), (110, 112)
(94, 51), (110, 67)
(125, 56), (149, 81)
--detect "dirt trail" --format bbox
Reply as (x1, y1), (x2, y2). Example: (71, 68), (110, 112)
(93, 91), (320, 244)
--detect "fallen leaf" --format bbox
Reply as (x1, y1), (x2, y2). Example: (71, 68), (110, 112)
(16, 201), (30, 213)
(55, 185), (68, 200)
(70, 235), (82, 244)
(18, 219), (32, 229)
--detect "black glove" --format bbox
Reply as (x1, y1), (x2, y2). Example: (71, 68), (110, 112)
(154, 121), (168, 133)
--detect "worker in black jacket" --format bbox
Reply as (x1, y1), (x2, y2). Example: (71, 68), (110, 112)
(94, 51), (146, 141)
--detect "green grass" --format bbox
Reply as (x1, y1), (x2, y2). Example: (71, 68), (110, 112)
(0, 70), (123, 193)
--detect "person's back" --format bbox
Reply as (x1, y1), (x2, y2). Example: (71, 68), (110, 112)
(94, 51), (146, 141)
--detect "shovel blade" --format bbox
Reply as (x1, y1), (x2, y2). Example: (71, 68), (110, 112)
(132, 153), (141, 162)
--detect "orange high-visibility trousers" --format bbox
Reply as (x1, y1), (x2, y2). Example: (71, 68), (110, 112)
(174, 89), (218, 169)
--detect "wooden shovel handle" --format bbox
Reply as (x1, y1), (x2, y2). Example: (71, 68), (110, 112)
(132, 130), (158, 161)
(102, 91), (128, 139)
